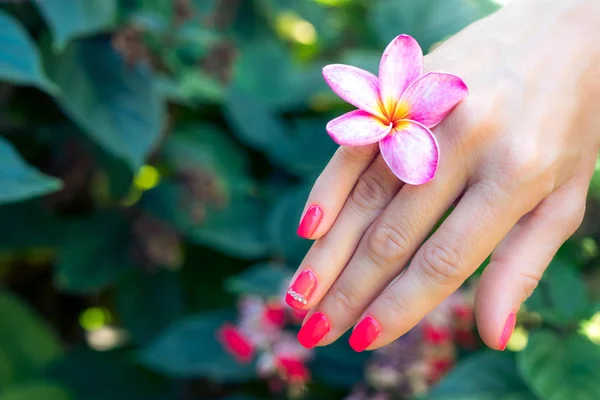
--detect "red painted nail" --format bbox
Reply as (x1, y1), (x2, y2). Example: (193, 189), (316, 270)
(499, 312), (516, 351)
(297, 312), (330, 349)
(349, 316), (381, 352)
(285, 270), (317, 310)
(297, 205), (323, 238)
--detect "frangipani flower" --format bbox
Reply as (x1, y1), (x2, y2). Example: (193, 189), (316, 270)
(323, 35), (468, 184)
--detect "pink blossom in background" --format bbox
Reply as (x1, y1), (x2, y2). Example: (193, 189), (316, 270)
(322, 34), (468, 184)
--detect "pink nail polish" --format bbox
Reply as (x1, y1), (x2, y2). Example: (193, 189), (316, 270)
(297, 205), (323, 238)
(499, 312), (516, 351)
(285, 270), (317, 310)
(349, 316), (381, 352)
(297, 312), (330, 349)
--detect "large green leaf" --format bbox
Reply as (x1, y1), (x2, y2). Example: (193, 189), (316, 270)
(428, 352), (536, 400)
(0, 138), (62, 204)
(116, 269), (185, 345)
(162, 123), (253, 195)
(45, 36), (165, 170)
(526, 259), (590, 325)
(225, 263), (293, 298)
(0, 382), (71, 400)
(0, 291), (62, 389)
(369, 0), (499, 51)
(188, 195), (271, 259)
(230, 39), (323, 110)
(518, 330), (600, 400)
(0, 11), (55, 92)
(143, 125), (271, 258)
(55, 211), (135, 293)
(139, 311), (256, 381)
(224, 87), (290, 160)
(141, 181), (271, 259)
(36, 0), (117, 51)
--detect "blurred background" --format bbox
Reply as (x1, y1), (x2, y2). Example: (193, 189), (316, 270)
(1, 0), (600, 399)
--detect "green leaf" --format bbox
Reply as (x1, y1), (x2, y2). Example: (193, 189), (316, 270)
(116, 269), (185, 345)
(55, 211), (135, 293)
(45, 36), (165, 170)
(266, 184), (312, 265)
(225, 263), (293, 298)
(36, 0), (117, 51)
(139, 311), (256, 381)
(0, 291), (62, 389)
(224, 87), (290, 159)
(188, 195), (271, 258)
(230, 40), (324, 110)
(51, 347), (172, 400)
(157, 70), (224, 105)
(428, 351), (536, 400)
(526, 259), (590, 325)
(278, 118), (338, 178)
(0, 138), (62, 204)
(369, 0), (499, 51)
(518, 330), (600, 400)
(0, 382), (71, 400)
(0, 11), (56, 92)
(143, 124), (271, 258)
(162, 123), (253, 194)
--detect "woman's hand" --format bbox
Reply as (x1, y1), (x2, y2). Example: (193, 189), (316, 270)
(286, 0), (600, 351)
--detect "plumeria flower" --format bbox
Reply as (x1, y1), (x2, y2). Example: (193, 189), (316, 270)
(323, 34), (468, 184)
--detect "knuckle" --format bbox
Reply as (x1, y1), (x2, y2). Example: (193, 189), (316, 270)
(518, 270), (542, 301)
(328, 280), (362, 314)
(564, 202), (586, 234)
(496, 144), (550, 188)
(382, 288), (411, 318)
(366, 222), (412, 264)
(338, 145), (376, 163)
(350, 173), (389, 213)
(312, 239), (341, 265)
(418, 240), (463, 286)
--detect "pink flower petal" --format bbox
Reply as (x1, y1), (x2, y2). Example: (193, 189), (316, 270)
(326, 110), (392, 146)
(379, 120), (439, 185)
(217, 323), (255, 363)
(322, 64), (385, 119)
(378, 35), (423, 116)
(401, 72), (468, 128)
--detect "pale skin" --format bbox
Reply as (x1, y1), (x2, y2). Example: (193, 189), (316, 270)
(292, 0), (600, 350)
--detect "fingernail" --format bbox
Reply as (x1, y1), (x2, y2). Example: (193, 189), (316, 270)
(297, 312), (330, 349)
(285, 270), (317, 310)
(499, 312), (516, 351)
(349, 316), (381, 352)
(297, 205), (323, 238)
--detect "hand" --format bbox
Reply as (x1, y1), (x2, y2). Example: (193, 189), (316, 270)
(286, 0), (600, 351)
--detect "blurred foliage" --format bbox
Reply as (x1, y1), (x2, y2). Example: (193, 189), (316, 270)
(0, 0), (599, 399)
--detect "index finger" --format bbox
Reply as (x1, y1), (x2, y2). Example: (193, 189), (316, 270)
(297, 144), (379, 239)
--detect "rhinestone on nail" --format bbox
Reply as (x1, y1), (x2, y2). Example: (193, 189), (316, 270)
(287, 289), (308, 305)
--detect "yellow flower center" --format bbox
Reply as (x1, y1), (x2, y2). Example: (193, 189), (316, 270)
(380, 99), (411, 128)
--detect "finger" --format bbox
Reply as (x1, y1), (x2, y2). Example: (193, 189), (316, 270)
(297, 146), (467, 349)
(297, 144), (379, 239)
(476, 181), (587, 350)
(354, 180), (536, 351)
(287, 155), (402, 313)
